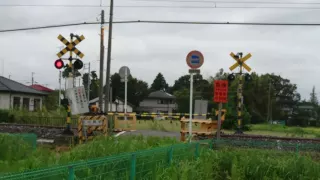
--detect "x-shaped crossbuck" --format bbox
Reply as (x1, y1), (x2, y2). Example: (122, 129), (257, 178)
(57, 34), (85, 58)
(229, 52), (252, 72)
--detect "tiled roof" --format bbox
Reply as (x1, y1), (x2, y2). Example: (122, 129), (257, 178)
(0, 76), (48, 95)
(148, 90), (175, 99)
(30, 84), (54, 92)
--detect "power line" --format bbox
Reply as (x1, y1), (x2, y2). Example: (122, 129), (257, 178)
(1, 4), (320, 9)
(133, 0), (320, 5)
(1, 20), (320, 33)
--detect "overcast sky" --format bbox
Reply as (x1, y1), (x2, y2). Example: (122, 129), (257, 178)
(0, 0), (319, 99)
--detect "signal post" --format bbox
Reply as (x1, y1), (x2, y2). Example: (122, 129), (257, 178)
(54, 33), (86, 135)
(228, 52), (252, 134)
(213, 80), (228, 139)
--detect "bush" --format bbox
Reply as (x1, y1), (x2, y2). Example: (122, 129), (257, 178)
(0, 134), (33, 161)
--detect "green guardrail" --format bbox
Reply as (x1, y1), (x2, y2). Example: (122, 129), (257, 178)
(1, 139), (320, 180)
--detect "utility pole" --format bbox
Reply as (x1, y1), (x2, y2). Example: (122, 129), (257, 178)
(105, 0), (114, 114)
(87, 62), (91, 101)
(31, 72), (35, 85)
(99, 10), (105, 113)
(59, 70), (62, 107)
(267, 80), (271, 123)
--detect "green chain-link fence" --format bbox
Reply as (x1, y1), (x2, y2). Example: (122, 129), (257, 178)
(1, 138), (320, 180)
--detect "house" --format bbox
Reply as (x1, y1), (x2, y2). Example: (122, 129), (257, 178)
(89, 95), (133, 113)
(138, 90), (177, 113)
(29, 84), (54, 93)
(0, 76), (49, 111)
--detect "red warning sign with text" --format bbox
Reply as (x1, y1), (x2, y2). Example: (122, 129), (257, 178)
(213, 80), (228, 103)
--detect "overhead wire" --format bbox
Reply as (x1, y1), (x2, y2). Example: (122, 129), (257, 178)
(132, 0), (320, 5)
(1, 20), (320, 33)
(1, 4), (320, 9)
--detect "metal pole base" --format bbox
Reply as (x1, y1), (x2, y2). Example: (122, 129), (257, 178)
(62, 124), (74, 135)
(234, 129), (244, 134)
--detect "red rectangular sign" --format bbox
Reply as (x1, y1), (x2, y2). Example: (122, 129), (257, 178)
(213, 80), (228, 103)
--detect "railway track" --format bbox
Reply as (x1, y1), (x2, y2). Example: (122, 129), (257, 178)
(0, 123), (77, 129)
(1, 123), (320, 144)
(219, 134), (320, 144)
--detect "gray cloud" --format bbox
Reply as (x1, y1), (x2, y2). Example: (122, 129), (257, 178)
(0, 0), (320, 99)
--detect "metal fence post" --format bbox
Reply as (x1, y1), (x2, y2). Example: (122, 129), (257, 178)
(209, 140), (213, 150)
(168, 146), (173, 165)
(130, 153), (136, 180)
(195, 143), (200, 158)
(68, 166), (75, 180)
(296, 144), (300, 157)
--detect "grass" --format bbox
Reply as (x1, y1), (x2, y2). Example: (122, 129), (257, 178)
(0, 135), (180, 174)
(2, 137), (320, 180)
(250, 124), (320, 138)
(136, 120), (320, 138)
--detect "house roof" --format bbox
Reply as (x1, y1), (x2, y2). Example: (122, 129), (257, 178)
(29, 84), (54, 92)
(147, 90), (175, 99)
(0, 76), (48, 95)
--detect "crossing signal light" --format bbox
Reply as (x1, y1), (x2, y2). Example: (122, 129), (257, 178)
(245, 73), (252, 82)
(73, 59), (83, 70)
(54, 59), (64, 69)
(228, 74), (235, 81)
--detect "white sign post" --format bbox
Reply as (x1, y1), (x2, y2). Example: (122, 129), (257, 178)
(186, 50), (204, 143)
(119, 66), (131, 121)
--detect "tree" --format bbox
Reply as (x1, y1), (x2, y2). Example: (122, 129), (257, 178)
(110, 73), (149, 108)
(82, 71), (99, 100)
(310, 86), (318, 106)
(150, 73), (169, 92)
(171, 73), (212, 113)
(44, 90), (61, 110)
(62, 66), (81, 79)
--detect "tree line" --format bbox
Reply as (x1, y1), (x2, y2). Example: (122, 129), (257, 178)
(47, 68), (319, 127)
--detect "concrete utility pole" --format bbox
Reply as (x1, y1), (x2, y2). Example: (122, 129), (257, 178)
(105, 0), (114, 114)
(99, 10), (105, 113)
(87, 62), (91, 101)
(267, 80), (271, 123)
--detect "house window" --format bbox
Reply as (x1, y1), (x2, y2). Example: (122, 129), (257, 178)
(13, 97), (21, 109)
(34, 98), (41, 111)
(23, 98), (30, 110)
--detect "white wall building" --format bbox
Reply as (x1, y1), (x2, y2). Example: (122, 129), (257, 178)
(0, 76), (48, 111)
(89, 95), (133, 113)
(138, 90), (177, 113)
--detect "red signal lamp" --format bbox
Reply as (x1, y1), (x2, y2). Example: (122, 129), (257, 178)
(54, 59), (64, 69)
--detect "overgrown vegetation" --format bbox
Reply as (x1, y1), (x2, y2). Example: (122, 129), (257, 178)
(0, 134), (33, 161)
(250, 124), (320, 137)
(0, 135), (179, 173)
(1, 135), (320, 179)
(159, 148), (320, 180)
(0, 109), (77, 126)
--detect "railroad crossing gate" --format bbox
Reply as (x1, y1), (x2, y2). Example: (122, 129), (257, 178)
(78, 115), (107, 144)
(57, 34), (85, 58)
(113, 113), (137, 132)
(229, 52), (252, 72)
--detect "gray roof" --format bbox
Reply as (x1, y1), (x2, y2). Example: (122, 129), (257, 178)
(0, 76), (48, 95)
(148, 90), (175, 99)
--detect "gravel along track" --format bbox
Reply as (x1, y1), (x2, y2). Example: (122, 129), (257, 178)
(220, 134), (320, 144)
(0, 123), (77, 138)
